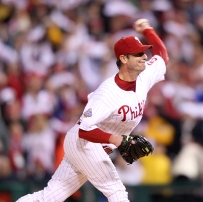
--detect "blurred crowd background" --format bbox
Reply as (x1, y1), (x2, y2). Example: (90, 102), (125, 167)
(0, 0), (203, 201)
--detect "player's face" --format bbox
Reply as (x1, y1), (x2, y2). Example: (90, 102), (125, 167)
(126, 52), (147, 73)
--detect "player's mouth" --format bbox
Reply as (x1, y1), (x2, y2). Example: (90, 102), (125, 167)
(139, 62), (146, 67)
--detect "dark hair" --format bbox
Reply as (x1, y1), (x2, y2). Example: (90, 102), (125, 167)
(116, 59), (122, 69)
(192, 119), (203, 146)
(116, 54), (129, 69)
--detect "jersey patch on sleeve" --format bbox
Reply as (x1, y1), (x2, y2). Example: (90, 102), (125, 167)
(84, 108), (92, 117)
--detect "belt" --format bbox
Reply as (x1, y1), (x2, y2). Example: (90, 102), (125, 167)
(103, 146), (113, 155)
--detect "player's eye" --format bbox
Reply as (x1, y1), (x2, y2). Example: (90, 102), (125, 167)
(131, 52), (145, 57)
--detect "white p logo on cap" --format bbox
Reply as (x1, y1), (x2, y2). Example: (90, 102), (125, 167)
(134, 37), (142, 44)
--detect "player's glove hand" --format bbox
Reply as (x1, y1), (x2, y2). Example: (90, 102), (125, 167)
(117, 135), (154, 164)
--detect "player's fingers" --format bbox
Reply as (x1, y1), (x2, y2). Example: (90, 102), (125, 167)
(135, 18), (149, 25)
(134, 19), (151, 33)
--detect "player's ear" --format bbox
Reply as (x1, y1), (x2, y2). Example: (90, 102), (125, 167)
(119, 55), (128, 64)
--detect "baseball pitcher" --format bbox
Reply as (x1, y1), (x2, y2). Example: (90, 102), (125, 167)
(17, 19), (168, 202)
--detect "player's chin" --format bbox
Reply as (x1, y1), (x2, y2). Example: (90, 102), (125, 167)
(139, 64), (146, 71)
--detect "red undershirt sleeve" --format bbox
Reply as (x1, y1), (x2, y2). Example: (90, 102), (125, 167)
(79, 128), (111, 143)
(143, 28), (169, 65)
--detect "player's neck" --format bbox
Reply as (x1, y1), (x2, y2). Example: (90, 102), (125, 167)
(118, 71), (138, 82)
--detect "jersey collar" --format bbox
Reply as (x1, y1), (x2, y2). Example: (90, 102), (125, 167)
(114, 73), (136, 92)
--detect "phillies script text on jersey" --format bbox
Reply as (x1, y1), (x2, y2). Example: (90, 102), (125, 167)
(118, 100), (145, 121)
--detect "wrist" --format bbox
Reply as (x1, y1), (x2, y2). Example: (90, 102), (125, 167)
(143, 27), (155, 36)
(109, 134), (123, 147)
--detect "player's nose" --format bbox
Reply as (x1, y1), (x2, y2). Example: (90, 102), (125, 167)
(142, 53), (147, 60)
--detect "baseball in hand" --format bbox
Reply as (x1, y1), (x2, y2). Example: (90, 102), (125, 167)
(135, 19), (149, 25)
(134, 18), (151, 34)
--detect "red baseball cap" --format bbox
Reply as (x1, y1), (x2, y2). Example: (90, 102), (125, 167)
(114, 36), (152, 59)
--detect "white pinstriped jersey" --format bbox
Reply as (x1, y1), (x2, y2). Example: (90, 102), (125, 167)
(79, 55), (166, 137)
